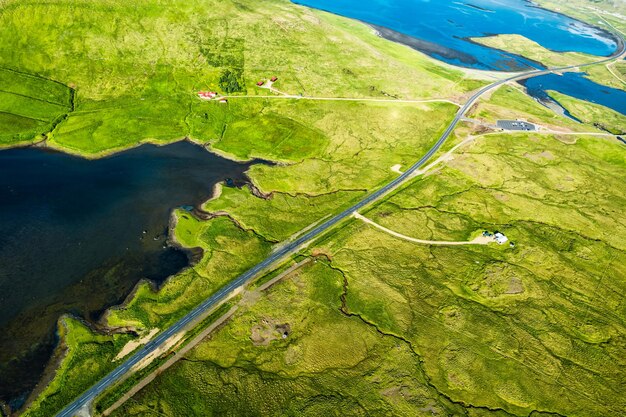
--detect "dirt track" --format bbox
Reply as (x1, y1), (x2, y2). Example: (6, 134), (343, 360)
(353, 212), (493, 245)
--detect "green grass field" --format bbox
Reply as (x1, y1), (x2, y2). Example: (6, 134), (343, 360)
(105, 70), (626, 416)
(0, 68), (72, 146)
(584, 61), (626, 89)
(3, 0), (625, 415)
(202, 186), (365, 242)
(0, 0), (480, 157)
(548, 90), (626, 134)
(110, 131), (626, 417)
(110, 260), (472, 417)
(243, 100), (457, 194)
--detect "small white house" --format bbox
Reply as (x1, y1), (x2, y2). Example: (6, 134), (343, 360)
(494, 232), (508, 245)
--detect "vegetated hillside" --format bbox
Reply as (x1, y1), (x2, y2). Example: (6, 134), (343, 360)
(0, 0), (477, 157)
(535, 0), (626, 35)
(111, 88), (626, 417)
(6, 0), (483, 415)
(5, 0), (624, 416)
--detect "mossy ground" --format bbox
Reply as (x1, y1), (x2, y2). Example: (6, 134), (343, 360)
(4, 0), (625, 415)
(111, 261), (470, 417)
(548, 90), (626, 134)
(109, 85), (625, 416)
(0, 69), (72, 147)
(202, 186), (365, 242)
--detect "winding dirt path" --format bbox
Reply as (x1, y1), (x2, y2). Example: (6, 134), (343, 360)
(606, 61), (626, 85)
(353, 212), (493, 245)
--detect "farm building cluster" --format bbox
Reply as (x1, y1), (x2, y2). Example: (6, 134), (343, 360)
(257, 76), (278, 87)
(198, 76), (279, 100)
(197, 91), (228, 103)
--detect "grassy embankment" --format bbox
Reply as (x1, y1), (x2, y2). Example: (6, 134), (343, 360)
(472, 34), (598, 68)
(7, 0), (476, 415)
(548, 91), (626, 135)
(111, 84), (626, 417)
(535, 0), (626, 37)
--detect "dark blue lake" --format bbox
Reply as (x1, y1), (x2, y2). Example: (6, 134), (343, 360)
(293, 0), (618, 71)
(0, 141), (255, 403)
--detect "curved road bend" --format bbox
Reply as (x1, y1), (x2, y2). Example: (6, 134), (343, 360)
(56, 34), (625, 417)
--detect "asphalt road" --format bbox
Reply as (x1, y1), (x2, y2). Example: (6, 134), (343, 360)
(55, 34), (625, 417)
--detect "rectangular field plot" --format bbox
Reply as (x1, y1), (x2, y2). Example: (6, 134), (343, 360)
(0, 68), (72, 145)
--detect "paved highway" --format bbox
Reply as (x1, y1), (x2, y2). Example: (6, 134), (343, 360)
(56, 33), (624, 417)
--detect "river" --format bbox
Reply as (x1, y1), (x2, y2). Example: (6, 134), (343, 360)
(522, 71), (626, 117)
(293, 0), (625, 117)
(293, 0), (617, 71)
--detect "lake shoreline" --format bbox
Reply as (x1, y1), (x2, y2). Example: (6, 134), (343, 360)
(293, 0), (619, 71)
(0, 141), (261, 407)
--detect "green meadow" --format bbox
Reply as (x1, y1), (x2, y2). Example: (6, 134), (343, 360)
(6, 0), (472, 414)
(548, 91), (626, 135)
(0, 0), (477, 158)
(110, 86), (626, 417)
(1, 0), (624, 415)
(0, 69), (72, 146)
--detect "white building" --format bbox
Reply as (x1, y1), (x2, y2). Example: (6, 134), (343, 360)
(494, 232), (508, 245)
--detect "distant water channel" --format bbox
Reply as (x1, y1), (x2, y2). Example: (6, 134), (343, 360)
(294, 0), (625, 119)
(0, 141), (256, 405)
(522, 71), (626, 116)
(293, 0), (618, 71)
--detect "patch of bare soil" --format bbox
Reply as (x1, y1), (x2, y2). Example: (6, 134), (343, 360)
(473, 124), (496, 135)
(523, 150), (555, 162)
(114, 328), (160, 361)
(477, 264), (526, 298)
(494, 192), (509, 202)
(310, 248), (333, 260)
(554, 134), (578, 144)
(381, 385), (414, 401)
(251, 318), (291, 346)
(505, 277), (525, 295)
